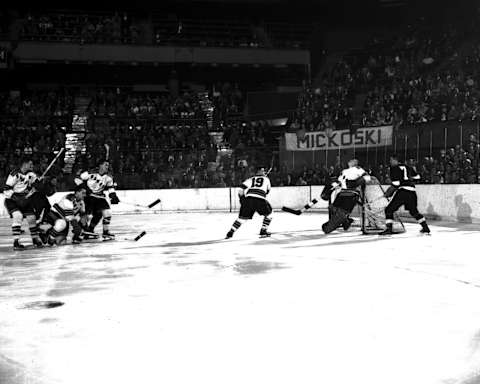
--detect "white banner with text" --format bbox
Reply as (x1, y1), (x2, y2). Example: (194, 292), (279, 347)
(285, 125), (393, 151)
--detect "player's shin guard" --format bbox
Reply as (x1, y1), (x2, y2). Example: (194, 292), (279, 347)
(26, 215), (41, 242)
(12, 225), (21, 240)
(231, 219), (244, 232)
(261, 216), (272, 231)
(260, 216), (272, 237)
(11, 212), (22, 240)
(102, 216), (111, 233)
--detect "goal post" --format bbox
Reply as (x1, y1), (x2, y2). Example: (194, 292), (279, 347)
(351, 176), (405, 234)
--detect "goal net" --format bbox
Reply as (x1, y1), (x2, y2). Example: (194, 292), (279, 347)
(350, 176), (405, 234)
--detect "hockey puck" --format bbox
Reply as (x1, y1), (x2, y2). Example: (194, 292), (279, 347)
(134, 231), (147, 241)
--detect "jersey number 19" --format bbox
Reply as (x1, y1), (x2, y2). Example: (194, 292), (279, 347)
(251, 177), (264, 187)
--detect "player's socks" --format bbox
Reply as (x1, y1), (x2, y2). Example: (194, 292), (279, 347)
(226, 220), (243, 238)
(259, 219), (272, 236)
(102, 216), (111, 234)
(12, 225), (21, 241)
(29, 225), (42, 245)
(260, 217), (272, 232)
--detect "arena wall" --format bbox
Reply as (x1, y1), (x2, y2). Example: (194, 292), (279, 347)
(0, 185), (478, 223)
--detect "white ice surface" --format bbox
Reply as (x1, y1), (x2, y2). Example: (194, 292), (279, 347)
(1, 212), (480, 384)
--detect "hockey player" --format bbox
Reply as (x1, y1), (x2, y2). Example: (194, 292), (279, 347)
(30, 176), (57, 225)
(226, 166), (273, 238)
(3, 158), (44, 250)
(320, 176), (354, 231)
(45, 185), (87, 245)
(321, 159), (369, 234)
(380, 155), (430, 235)
(75, 160), (120, 240)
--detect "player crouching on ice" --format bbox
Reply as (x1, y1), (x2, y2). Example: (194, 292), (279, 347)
(380, 155), (430, 235)
(3, 158), (44, 250)
(226, 166), (273, 238)
(75, 160), (120, 241)
(44, 185), (87, 245)
(321, 159), (369, 234)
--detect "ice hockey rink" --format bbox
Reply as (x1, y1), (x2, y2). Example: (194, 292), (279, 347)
(1, 211), (480, 384)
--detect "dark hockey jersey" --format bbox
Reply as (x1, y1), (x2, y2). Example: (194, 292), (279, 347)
(390, 164), (420, 191)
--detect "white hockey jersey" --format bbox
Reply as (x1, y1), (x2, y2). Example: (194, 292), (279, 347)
(76, 171), (115, 198)
(338, 166), (369, 190)
(52, 193), (85, 221)
(241, 176), (271, 200)
(4, 170), (37, 198)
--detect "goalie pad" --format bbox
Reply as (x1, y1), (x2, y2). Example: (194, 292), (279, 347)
(322, 207), (349, 234)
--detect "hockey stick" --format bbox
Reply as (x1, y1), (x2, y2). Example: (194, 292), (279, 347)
(282, 199), (318, 215)
(40, 148), (65, 179)
(26, 148), (65, 198)
(122, 198), (162, 209)
(265, 155), (275, 175)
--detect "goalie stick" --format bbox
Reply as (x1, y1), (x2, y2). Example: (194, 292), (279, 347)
(282, 199), (318, 215)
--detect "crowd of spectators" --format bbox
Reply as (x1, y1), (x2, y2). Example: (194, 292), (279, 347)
(293, 20), (480, 132)
(21, 12), (140, 44)
(0, 89), (73, 117)
(75, 117), (275, 189)
(5, 16), (480, 188)
(0, 119), (67, 188)
(86, 88), (206, 121)
(10, 11), (309, 49)
(1, 83), (480, 189)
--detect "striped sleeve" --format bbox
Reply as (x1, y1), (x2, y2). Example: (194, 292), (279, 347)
(53, 198), (75, 221)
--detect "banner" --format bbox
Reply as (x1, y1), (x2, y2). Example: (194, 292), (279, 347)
(285, 126), (393, 151)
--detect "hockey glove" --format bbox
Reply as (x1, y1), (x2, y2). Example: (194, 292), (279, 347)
(109, 192), (120, 204)
(384, 186), (397, 199)
(3, 188), (13, 199)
